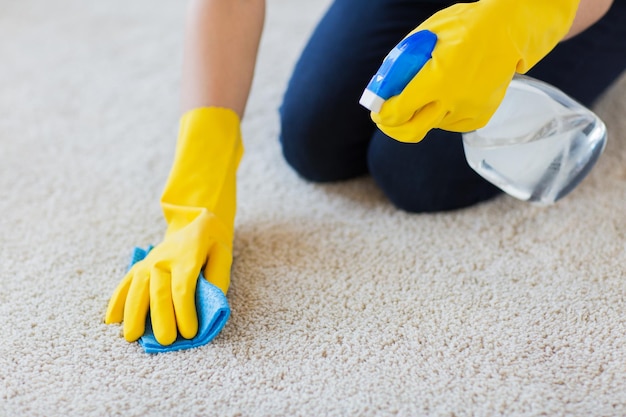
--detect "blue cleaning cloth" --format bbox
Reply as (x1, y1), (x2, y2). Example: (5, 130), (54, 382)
(128, 246), (230, 354)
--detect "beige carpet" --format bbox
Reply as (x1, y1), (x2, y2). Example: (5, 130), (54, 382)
(2, 1), (626, 416)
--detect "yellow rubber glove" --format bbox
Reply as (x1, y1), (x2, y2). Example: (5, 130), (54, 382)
(371, 0), (581, 143)
(105, 107), (243, 345)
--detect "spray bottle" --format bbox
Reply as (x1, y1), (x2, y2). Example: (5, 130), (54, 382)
(359, 30), (607, 205)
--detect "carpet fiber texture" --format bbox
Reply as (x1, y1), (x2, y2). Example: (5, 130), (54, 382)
(2, 1), (626, 416)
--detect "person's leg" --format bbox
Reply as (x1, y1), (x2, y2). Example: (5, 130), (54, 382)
(279, 0), (454, 182)
(280, 0), (497, 212)
(281, 0), (626, 213)
(367, 129), (502, 212)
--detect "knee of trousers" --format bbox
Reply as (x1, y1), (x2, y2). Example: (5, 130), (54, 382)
(370, 166), (501, 213)
(279, 105), (369, 183)
(367, 135), (502, 213)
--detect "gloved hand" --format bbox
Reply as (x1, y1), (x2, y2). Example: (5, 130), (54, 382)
(105, 107), (243, 345)
(371, 0), (581, 143)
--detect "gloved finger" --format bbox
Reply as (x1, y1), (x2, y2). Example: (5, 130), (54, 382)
(123, 268), (150, 342)
(171, 264), (199, 340)
(372, 99), (417, 127)
(437, 91), (506, 133)
(204, 242), (233, 295)
(371, 61), (439, 127)
(149, 266), (177, 346)
(104, 268), (134, 324)
(439, 116), (487, 133)
(375, 100), (446, 143)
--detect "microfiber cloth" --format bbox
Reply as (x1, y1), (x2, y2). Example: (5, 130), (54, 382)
(128, 246), (231, 354)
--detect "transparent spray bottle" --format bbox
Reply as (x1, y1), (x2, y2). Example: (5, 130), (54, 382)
(360, 30), (607, 205)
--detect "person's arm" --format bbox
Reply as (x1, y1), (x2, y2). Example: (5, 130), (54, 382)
(105, 0), (265, 346)
(565, 0), (613, 39)
(181, 0), (266, 117)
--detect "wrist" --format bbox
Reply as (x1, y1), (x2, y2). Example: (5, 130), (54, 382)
(481, 0), (581, 72)
(161, 106), (243, 231)
(563, 0), (613, 40)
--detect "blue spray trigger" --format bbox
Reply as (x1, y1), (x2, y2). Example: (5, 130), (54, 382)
(360, 30), (437, 113)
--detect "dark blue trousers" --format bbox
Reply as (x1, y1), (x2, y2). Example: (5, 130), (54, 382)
(279, 0), (626, 212)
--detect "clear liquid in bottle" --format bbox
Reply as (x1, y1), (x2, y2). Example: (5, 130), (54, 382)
(462, 75), (607, 205)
